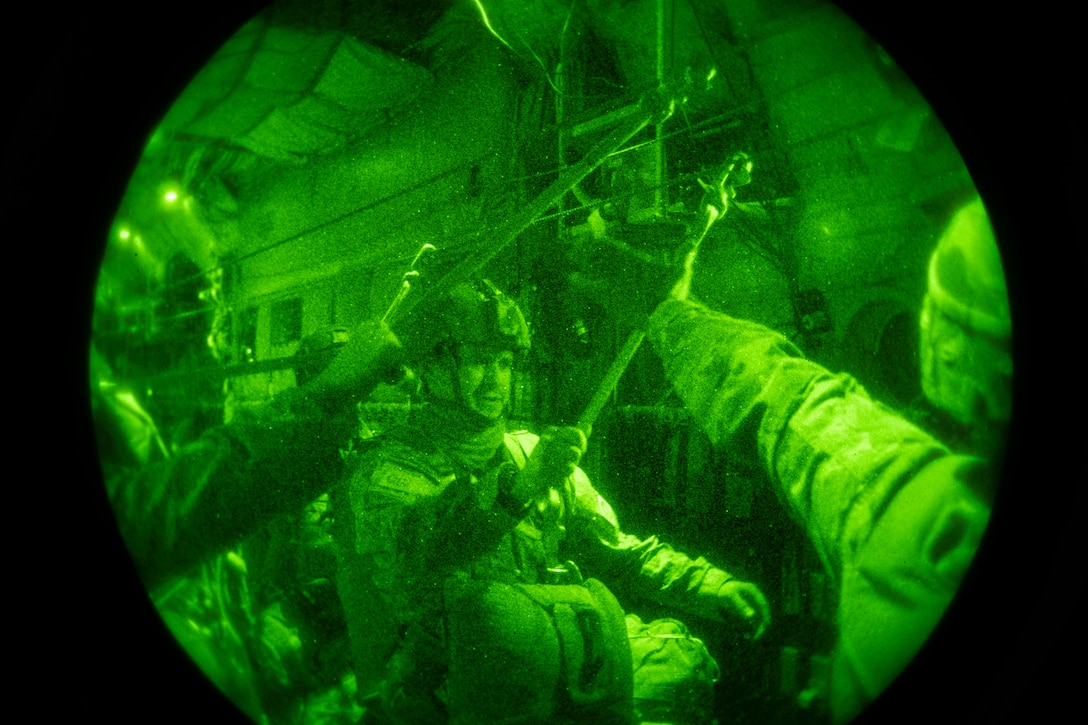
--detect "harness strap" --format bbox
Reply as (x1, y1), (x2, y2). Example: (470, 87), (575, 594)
(505, 433), (570, 575)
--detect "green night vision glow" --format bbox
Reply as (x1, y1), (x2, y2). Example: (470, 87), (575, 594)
(89, 2), (1012, 724)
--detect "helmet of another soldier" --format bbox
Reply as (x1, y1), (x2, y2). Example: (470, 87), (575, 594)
(919, 197), (1012, 431)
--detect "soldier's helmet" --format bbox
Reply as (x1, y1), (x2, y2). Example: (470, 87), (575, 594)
(925, 198), (1011, 340)
(919, 197), (1012, 427)
(421, 279), (530, 358)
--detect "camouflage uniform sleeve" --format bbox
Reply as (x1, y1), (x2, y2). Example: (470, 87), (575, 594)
(107, 387), (353, 590)
(646, 297), (992, 721)
(564, 468), (749, 623)
(645, 296), (978, 581)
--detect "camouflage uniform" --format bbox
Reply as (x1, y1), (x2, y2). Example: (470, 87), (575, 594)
(96, 374), (362, 724)
(647, 296), (993, 724)
(102, 387), (356, 591)
(334, 411), (747, 724)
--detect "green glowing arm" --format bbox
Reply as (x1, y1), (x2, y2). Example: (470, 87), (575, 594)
(107, 388), (354, 590)
(646, 296), (993, 721)
(646, 296), (958, 577)
(565, 470), (770, 638)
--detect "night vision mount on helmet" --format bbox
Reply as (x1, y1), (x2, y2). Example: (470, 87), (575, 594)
(426, 278), (531, 357)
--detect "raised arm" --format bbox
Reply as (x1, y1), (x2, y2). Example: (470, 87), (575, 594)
(646, 296), (993, 722)
(646, 296), (961, 580)
(564, 469), (770, 640)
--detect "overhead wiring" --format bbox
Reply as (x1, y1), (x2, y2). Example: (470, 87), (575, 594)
(472, 0), (566, 96)
(160, 99), (752, 298)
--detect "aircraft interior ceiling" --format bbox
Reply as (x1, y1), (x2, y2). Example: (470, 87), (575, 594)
(99, 0), (975, 422)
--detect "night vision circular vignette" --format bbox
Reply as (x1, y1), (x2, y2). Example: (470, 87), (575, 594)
(81, 1), (1042, 724)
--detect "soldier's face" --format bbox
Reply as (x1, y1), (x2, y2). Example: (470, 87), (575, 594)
(456, 344), (514, 420)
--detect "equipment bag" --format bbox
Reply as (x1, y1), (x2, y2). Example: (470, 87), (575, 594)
(626, 615), (721, 724)
(445, 577), (634, 724)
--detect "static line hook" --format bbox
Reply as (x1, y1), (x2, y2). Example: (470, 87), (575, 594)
(409, 243), (436, 268)
(382, 244), (437, 322)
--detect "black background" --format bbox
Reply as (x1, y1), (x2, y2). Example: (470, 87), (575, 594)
(12, 1), (1081, 723)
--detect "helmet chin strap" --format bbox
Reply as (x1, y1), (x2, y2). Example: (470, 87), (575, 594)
(422, 348), (500, 429)
(450, 362), (477, 417)
(452, 361), (506, 430)
(434, 344), (471, 412)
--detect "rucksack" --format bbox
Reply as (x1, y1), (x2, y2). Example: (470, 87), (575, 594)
(626, 615), (721, 724)
(444, 577), (635, 724)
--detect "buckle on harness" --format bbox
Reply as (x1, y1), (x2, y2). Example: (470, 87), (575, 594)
(546, 559), (584, 585)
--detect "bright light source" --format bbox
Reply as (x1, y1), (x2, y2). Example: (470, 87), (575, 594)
(119, 228), (131, 240)
(164, 190), (179, 204)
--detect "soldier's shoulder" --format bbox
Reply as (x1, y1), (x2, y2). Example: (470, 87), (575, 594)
(379, 428), (450, 472)
(369, 459), (447, 501)
(364, 429), (455, 499)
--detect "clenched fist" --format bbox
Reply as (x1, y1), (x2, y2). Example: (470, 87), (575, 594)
(304, 318), (405, 410)
(716, 579), (772, 640)
(509, 427), (588, 503)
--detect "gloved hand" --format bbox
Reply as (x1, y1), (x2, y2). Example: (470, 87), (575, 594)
(716, 579), (771, 640)
(302, 318), (405, 411)
(509, 426), (588, 503)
